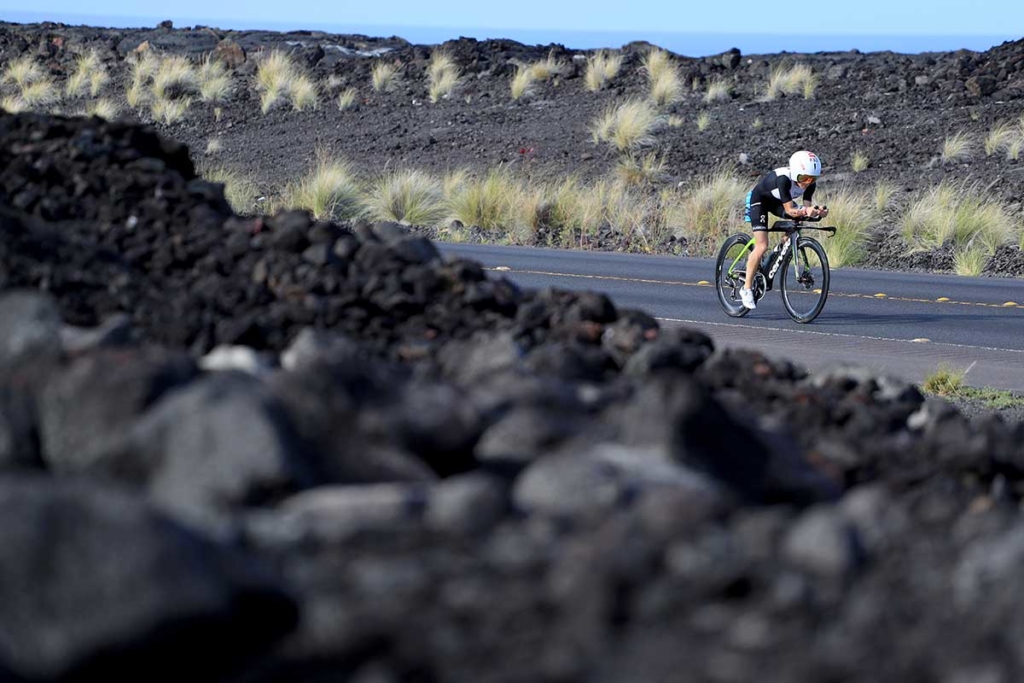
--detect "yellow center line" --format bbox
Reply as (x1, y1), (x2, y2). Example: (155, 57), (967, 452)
(655, 315), (1024, 354)
(485, 267), (1024, 310)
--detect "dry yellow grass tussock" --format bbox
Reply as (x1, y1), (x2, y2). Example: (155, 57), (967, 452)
(527, 51), (570, 81)
(198, 55), (234, 102)
(902, 180), (1015, 259)
(510, 65), (537, 100)
(427, 50), (461, 103)
(590, 98), (660, 152)
(616, 153), (666, 187)
(289, 75), (319, 111)
(667, 170), (747, 252)
(813, 186), (872, 268)
(873, 181), (895, 212)
(511, 52), (570, 99)
(447, 168), (523, 232)
(0, 95), (27, 113)
(363, 169), (447, 225)
(281, 154), (362, 221)
(851, 150), (870, 172)
(584, 50), (622, 92)
(20, 79), (60, 107)
(940, 130), (972, 163)
(2, 56), (44, 89)
(200, 164), (261, 215)
(337, 87), (358, 109)
(151, 55), (197, 100)
(151, 97), (191, 125)
(643, 49), (682, 106)
(371, 60), (400, 92)
(641, 49), (673, 83)
(765, 62), (817, 100)
(84, 98), (120, 120)
(66, 50), (109, 98)
(704, 79), (731, 103)
(255, 50), (297, 112)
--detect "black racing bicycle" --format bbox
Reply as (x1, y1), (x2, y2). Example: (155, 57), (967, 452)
(715, 215), (836, 323)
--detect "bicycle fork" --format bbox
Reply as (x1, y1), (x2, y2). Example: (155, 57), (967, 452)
(784, 233), (817, 289)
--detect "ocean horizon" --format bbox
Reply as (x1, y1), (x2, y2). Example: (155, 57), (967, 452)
(3, 11), (1020, 57)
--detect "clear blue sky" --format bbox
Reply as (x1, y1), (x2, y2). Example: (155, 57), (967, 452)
(3, 1), (1023, 56)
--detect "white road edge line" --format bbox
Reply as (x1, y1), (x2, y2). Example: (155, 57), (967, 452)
(657, 316), (1024, 355)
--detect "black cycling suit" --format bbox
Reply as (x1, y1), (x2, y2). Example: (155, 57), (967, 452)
(744, 167), (816, 231)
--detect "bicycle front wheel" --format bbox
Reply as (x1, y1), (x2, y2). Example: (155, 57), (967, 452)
(780, 237), (830, 323)
(715, 233), (754, 318)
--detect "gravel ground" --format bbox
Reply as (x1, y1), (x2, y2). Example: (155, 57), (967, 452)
(949, 393), (1024, 424)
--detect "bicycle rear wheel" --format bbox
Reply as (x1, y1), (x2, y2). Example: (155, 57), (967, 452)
(780, 237), (830, 323)
(715, 233), (753, 318)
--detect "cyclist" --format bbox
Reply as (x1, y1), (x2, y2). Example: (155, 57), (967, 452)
(739, 151), (829, 310)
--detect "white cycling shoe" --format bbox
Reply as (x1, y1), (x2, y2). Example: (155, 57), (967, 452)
(740, 287), (756, 310)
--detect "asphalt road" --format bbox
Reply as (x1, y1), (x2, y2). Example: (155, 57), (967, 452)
(438, 243), (1024, 392)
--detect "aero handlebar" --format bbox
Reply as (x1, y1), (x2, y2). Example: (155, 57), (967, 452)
(769, 207), (836, 235)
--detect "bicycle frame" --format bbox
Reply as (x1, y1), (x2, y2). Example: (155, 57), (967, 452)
(724, 224), (837, 291)
(724, 233), (794, 291)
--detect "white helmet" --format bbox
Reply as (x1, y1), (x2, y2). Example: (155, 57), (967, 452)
(789, 150), (822, 179)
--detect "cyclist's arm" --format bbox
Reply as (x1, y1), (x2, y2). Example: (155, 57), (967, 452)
(802, 183), (816, 205)
(801, 200), (825, 218)
(782, 201), (806, 218)
(801, 184), (828, 217)
(777, 175), (810, 218)
(799, 183), (818, 215)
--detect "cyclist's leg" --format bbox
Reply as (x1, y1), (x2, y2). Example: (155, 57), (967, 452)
(743, 200), (769, 290)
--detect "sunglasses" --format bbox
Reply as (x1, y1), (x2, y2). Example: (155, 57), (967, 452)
(796, 174), (818, 183)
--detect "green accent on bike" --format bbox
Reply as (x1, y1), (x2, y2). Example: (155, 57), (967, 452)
(726, 239), (755, 277)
